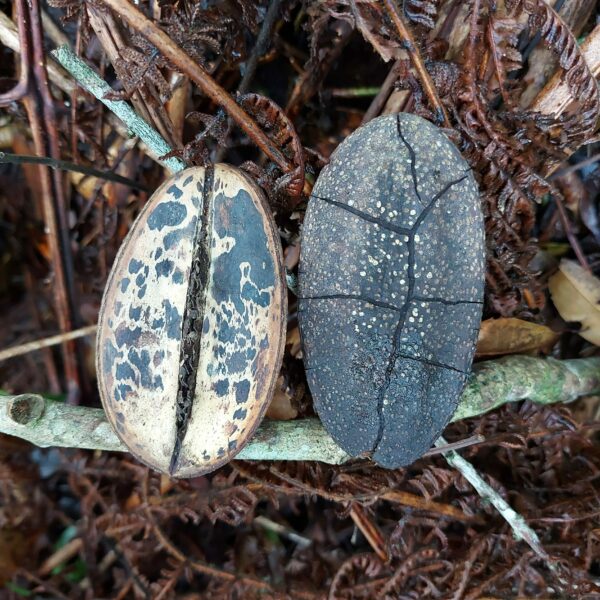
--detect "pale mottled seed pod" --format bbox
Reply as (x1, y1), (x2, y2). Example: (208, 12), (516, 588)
(97, 164), (287, 477)
(298, 113), (485, 468)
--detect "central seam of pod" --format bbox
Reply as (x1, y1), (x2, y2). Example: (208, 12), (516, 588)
(170, 166), (215, 474)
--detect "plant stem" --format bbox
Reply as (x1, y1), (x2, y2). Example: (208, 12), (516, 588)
(0, 152), (149, 191)
(381, 0), (451, 127)
(0, 325), (97, 363)
(436, 436), (556, 568)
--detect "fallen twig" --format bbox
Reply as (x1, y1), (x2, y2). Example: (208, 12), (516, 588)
(381, 0), (451, 127)
(1, 356), (598, 463)
(0, 152), (149, 191)
(0, 325), (97, 363)
(436, 436), (565, 581)
(51, 45), (186, 174)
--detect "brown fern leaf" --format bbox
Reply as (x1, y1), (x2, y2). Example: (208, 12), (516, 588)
(107, 35), (172, 102)
(329, 553), (385, 600)
(448, 534), (497, 596)
(380, 548), (450, 598)
(206, 486), (259, 526)
(349, 0), (403, 62)
(389, 517), (448, 558)
(237, 93), (305, 210)
(161, 109), (228, 166)
(161, 0), (267, 69)
(47, 0), (95, 42)
(403, 0), (442, 29)
(487, 16), (525, 107)
(303, 1), (354, 64)
(407, 466), (458, 500)
(162, 4), (230, 69)
(451, 0), (562, 317)
(260, 460), (409, 503)
(148, 558), (187, 600)
(186, 111), (229, 146)
(508, 0), (600, 148)
(331, 466), (408, 501)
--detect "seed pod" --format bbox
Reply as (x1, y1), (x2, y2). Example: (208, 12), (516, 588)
(298, 113), (485, 468)
(97, 165), (287, 477)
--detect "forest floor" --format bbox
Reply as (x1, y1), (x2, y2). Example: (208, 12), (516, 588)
(2, 0), (600, 598)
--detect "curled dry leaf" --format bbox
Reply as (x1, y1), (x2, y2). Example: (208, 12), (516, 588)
(349, 0), (402, 62)
(266, 375), (299, 421)
(237, 93), (305, 210)
(549, 259), (600, 345)
(476, 318), (559, 357)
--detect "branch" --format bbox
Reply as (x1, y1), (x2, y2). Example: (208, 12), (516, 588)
(98, 0), (293, 173)
(381, 0), (451, 127)
(0, 153), (149, 192)
(1, 356), (598, 463)
(0, 325), (97, 363)
(51, 45), (186, 174)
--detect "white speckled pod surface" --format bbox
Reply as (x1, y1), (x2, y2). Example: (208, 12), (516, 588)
(298, 113), (485, 468)
(97, 165), (286, 477)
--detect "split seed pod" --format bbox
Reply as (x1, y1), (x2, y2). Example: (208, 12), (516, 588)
(298, 113), (485, 468)
(97, 165), (287, 477)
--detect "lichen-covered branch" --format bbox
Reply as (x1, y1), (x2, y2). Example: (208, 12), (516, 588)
(1, 356), (599, 463)
(454, 355), (600, 420)
(51, 45), (186, 174)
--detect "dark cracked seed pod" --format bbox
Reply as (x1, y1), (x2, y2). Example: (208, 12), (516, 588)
(298, 113), (485, 468)
(97, 164), (287, 477)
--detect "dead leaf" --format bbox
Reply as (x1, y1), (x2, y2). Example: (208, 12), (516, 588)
(266, 375), (298, 420)
(549, 259), (600, 345)
(286, 325), (302, 359)
(476, 318), (558, 357)
(0, 528), (35, 584)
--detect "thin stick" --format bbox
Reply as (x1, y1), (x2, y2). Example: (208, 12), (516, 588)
(0, 152), (149, 191)
(237, 0), (284, 96)
(436, 436), (555, 568)
(2, 356), (599, 462)
(549, 152), (600, 179)
(24, 0), (81, 403)
(362, 60), (402, 124)
(0, 325), (97, 363)
(349, 503), (389, 562)
(553, 192), (591, 271)
(381, 0), (451, 127)
(98, 0), (292, 172)
(51, 45), (186, 174)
